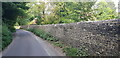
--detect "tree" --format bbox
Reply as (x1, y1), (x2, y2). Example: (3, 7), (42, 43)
(2, 2), (29, 31)
(26, 2), (97, 24)
(93, 0), (117, 20)
(54, 2), (96, 23)
(26, 2), (46, 24)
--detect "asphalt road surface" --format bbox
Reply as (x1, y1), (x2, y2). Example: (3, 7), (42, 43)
(2, 29), (64, 56)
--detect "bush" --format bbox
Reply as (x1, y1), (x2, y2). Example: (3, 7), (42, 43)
(53, 42), (64, 48)
(2, 24), (12, 50)
(63, 47), (88, 56)
(63, 47), (78, 56)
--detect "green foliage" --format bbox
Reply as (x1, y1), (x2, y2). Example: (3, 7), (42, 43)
(56, 2), (96, 22)
(93, 1), (117, 20)
(117, 12), (120, 19)
(26, 28), (55, 40)
(2, 2), (30, 31)
(2, 23), (12, 50)
(26, 1), (117, 25)
(26, 2), (46, 25)
(53, 42), (64, 48)
(60, 17), (75, 23)
(26, 2), (96, 24)
(26, 2), (45, 17)
(3, 2), (117, 28)
(17, 18), (30, 25)
(63, 46), (88, 56)
(63, 47), (78, 56)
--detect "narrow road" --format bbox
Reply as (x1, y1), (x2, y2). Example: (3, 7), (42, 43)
(2, 29), (64, 56)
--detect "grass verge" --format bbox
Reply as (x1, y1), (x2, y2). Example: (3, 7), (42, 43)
(26, 28), (88, 56)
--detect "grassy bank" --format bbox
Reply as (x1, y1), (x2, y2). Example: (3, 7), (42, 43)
(26, 28), (88, 56)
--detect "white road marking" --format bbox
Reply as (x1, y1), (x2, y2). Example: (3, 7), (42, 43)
(32, 34), (51, 56)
